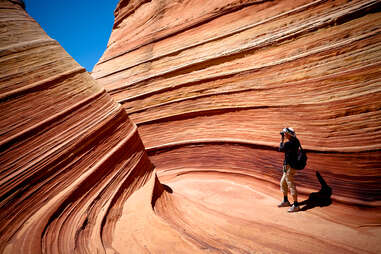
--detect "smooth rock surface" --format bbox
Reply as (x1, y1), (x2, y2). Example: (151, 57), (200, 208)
(0, 1), (162, 253)
(0, 0), (380, 253)
(93, 0), (381, 253)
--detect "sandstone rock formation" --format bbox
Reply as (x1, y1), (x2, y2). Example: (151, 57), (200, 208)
(1, 0), (381, 253)
(92, 0), (381, 252)
(0, 1), (162, 253)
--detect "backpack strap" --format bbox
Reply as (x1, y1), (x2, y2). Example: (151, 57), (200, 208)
(295, 137), (303, 151)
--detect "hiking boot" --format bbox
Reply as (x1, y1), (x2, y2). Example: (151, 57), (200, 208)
(278, 201), (291, 207)
(288, 204), (300, 212)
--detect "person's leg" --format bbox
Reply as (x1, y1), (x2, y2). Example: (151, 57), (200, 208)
(291, 193), (298, 209)
(278, 165), (291, 207)
(281, 174), (289, 200)
(285, 167), (299, 211)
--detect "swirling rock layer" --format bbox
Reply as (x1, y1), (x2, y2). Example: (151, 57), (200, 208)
(93, 0), (381, 253)
(0, 1), (160, 253)
(1, 0), (381, 253)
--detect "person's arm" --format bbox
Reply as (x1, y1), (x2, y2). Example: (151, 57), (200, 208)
(279, 135), (286, 151)
(280, 140), (292, 152)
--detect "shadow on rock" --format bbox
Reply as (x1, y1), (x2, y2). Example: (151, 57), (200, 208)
(151, 174), (173, 208)
(300, 171), (332, 211)
(162, 184), (173, 193)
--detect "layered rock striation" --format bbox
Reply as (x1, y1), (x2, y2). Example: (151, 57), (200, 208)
(92, 0), (381, 252)
(0, 0), (381, 253)
(0, 1), (164, 253)
(93, 0), (381, 205)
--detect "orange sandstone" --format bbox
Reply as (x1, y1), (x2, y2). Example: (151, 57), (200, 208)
(0, 0), (380, 253)
(94, 0), (381, 253)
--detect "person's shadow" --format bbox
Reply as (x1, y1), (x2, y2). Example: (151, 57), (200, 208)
(300, 171), (332, 211)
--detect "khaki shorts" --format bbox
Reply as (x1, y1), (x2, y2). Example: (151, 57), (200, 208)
(280, 164), (297, 196)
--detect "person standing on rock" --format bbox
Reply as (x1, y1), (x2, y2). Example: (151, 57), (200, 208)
(278, 127), (300, 212)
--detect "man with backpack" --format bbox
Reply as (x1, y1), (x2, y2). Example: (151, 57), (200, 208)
(278, 127), (304, 212)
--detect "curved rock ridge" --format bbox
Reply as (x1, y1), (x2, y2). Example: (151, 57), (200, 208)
(93, 0), (381, 203)
(0, 1), (166, 253)
(92, 0), (381, 252)
(1, 0), (380, 253)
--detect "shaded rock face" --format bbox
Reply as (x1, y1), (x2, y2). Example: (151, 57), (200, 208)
(92, 0), (381, 252)
(0, 1), (160, 253)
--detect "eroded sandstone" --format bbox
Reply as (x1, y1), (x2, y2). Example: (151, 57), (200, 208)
(0, 1), (160, 253)
(93, 0), (381, 252)
(0, 0), (380, 253)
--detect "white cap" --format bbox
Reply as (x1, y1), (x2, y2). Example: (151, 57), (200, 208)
(282, 127), (296, 137)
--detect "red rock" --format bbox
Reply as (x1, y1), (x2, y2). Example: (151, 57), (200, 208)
(1, 0), (381, 253)
(93, 0), (381, 252)
(0, 1), (160, 253)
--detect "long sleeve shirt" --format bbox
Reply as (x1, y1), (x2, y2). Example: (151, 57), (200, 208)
(279, 137), (300, 168)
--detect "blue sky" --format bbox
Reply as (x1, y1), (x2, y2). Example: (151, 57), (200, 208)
(25, 0), (120, 72)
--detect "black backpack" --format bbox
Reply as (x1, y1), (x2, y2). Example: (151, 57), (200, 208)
(294, 143), (307, 170)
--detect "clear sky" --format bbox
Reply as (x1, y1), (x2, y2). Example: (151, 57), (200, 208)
(25, 0), (120, 72)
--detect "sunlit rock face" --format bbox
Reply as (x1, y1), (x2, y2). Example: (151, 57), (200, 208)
(1, 0), (381, 253)
(92, 0), (381, 252)
(0, 1), (162, 253)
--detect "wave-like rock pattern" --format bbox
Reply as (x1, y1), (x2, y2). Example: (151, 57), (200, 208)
(93, 0), (381, 202)
(93, 0), (381, 252)
(1, 0), (381, 253)
(0, 1), (165, 253)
